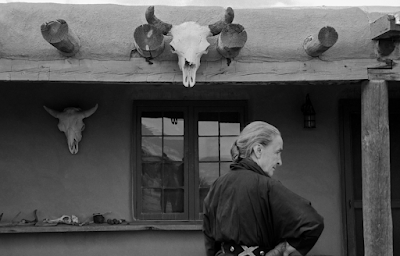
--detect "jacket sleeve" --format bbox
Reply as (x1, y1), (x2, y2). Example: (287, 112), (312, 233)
(267, 180), (324, 256)
(203, 205), (221, 256)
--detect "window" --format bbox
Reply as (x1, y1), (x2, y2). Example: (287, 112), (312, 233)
(133, 101), (247, 221)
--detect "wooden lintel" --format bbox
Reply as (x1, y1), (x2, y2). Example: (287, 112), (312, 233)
(361, 80), (393, 256)
(41, 19), (80, 57)
(0, 58), (382, 83)
(303, 26), (338, 57)
(368, 60), (400, 81)
(370, 13), (400, 40)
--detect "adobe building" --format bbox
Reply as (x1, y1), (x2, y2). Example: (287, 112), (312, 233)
(0, 3), (400, 256)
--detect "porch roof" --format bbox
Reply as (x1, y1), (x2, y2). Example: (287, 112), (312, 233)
(0, 3), (399, 83)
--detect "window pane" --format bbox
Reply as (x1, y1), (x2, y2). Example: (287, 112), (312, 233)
(142, 137), (162, 160)
(163, 162), (184, 187)
(164, 189), (184, 213)
(142, 163), (162, 187)
(220, 162), (231, 176)
(220, 137), (237, 161)
(199, 163), (219, 187)
(199, 112), (219, 136)
(164, 137), (184, 161)
(142, 112), (162, 135)
(220, 112), (241, 135)
(199, 137), (219, 161)
(142, 188), (162, 213)
(164, 112), (184, 135)
(199, 187), (210, 213)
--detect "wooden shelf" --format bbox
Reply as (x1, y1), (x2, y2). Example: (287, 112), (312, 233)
(0, 221), (202, 233)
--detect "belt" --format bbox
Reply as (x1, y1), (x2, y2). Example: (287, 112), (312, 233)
(222, 242), (272, 256)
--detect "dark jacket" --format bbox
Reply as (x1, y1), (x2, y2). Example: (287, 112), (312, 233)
(203, 158), (324, 256)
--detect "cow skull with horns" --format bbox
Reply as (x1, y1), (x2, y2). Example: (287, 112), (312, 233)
(144, 6), (235, 87)
(44, 104), (98, 154)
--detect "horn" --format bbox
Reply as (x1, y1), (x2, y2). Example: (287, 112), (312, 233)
(44, 106), (61, 118)
(81, 104), (98, 118)
(209, 7), (234, 36)
(145, 6), (172, 35)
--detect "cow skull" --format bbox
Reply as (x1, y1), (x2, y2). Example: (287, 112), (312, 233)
(145, 6), (234, 87)
(44, 104), (98, 154)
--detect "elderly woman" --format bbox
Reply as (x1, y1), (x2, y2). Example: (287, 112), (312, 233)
(203, 121), (324, 256)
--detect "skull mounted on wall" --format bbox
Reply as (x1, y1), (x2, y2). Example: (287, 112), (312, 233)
(134, 6), (247, 88)
(44, 104), (98, 154)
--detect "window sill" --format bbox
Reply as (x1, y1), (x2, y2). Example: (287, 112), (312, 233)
(0, 221), (203, 233)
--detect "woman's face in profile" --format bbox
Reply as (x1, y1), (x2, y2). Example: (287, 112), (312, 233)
(258, 135), (283, 177)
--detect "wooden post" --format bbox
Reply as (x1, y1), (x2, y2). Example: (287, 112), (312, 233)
(361, 80), (393, 256)
(303, 26), (338, 57)
(41, 19), (80, 57)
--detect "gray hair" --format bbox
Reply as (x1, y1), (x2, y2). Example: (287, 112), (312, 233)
(230, 121), (281, 163)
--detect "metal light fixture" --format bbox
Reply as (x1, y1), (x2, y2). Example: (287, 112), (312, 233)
(301, 94), (316, 128)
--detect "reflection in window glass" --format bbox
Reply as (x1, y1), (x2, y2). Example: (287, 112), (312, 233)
(199, 137), (219, 161)
(199, 112), (219, 136)
(142, 188), (162, 213)
(163, 162), (184, 187)
(199, 163), (219, 187)
(164, 112), (184, 136)
(142, 112), (162, 135)
(220, 122), (240, 135)
(142, 137), (162, 160)
(164, 137), (184, 161)
(142, 163), (162, 187)
(164, 189), (184, 213)
(220, 137), (237, 161)
(199, 121), (218, 136)
(220, 112), (241, 136)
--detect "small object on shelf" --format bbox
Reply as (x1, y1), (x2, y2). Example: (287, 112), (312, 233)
(93, 213), (105, 224)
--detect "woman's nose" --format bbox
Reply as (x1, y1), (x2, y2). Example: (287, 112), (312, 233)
(277, 157), (282, 166)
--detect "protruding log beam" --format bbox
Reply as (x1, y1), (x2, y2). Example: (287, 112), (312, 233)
(370, 13), (400, 40)
(216, 23), (247, 66)
(375, 39), (396, 56)
(133, 24), (165, 64)
(303, 26), (338, 57)
(361, 80), (393, 256)
(41, 19), (80, 57)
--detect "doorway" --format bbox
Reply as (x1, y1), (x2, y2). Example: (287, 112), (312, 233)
(340, 99), (400, 255)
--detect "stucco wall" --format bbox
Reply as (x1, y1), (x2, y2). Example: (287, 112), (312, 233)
(0, 3), (388, 62)
(0, 81), (353, 256)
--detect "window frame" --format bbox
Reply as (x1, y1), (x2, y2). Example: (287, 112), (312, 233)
(132, 100), (247, 222)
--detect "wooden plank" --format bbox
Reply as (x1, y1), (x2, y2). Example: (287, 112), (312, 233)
(368, 61), (400, 81)
(0, 222), (202, 233)
(361, 80), (393, 256)
(370, 14), (400, 40)
(0, 58), (386, 83)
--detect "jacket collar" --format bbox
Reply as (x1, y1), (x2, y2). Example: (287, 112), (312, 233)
(230, 158), (269, 177)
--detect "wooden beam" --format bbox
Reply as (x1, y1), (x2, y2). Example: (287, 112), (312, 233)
(303, 26), (338, 57)
(370, 13), (400, 40)
(41, 19), (80, 57)
(361, 80), (393, 256)
(368, 60), (400, 81)
(0, 58), (378, 83)
(216, 23), (247, 66)
(133, 24), (165, 64)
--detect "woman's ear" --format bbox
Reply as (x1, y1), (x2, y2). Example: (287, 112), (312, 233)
(253, 144), (262, 158)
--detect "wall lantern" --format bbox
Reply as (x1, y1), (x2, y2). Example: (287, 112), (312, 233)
(301, 94), (316, 128)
